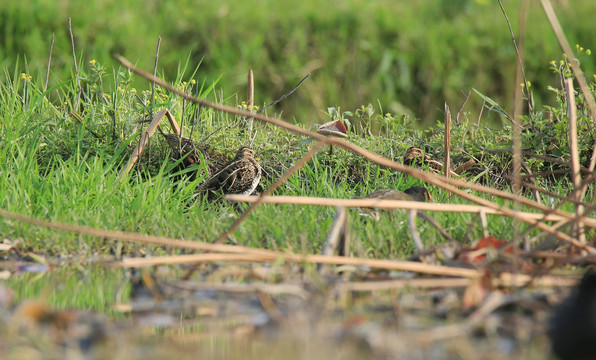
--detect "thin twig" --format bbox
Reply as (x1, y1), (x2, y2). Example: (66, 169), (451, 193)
(225, 194), (596, 226)
(256, 73), (311, 114)
(565, 78), (585, 246)
(44, 33), (54, 92)
(68, 18), (82, 111)
(455, 90), (471, 125)
(417, 212), (457, 243)
(444, 102), (451, 181)
(247, 69), (255, 145)
(498, 0), (533, 116)
(150, 36), (162, 118)
(501, 0), (526, 250)
(112, 73), (119, 140)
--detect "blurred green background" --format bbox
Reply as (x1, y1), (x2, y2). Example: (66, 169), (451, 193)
(1, 0), (595, 126)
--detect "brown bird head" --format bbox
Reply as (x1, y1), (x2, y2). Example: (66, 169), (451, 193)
(404, 186), (432, 202)
(234, 146), (255, 160)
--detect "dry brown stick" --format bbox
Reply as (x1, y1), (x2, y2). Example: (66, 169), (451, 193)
(540, 0), (596, 173)
(455, 90), (471, 126)
(444, 102), (451, 181)
(247, 69), (255, 143)
(44, 33), (54, 93)
(119, 109), (167, 179)
(68, 18), (82, 111)
(225, 195), (593, 225)
(417, 212), (457, 243)
(164, 109), (181, 135)
(113, 55), (595, 252)
(565, 78), (585, 246)
(149, 36), (161, 118)
(507, 0), (524, 249)
(498, 0), (532, 115)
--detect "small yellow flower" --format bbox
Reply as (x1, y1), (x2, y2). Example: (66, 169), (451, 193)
(550, 60), (556, 66)
(385, 113), (392, 117)
(131, 88), (137, 94)
(90, 59), (97, 65)
(160, 93), (168, 98)
(20, 73), (32, 81)
(587, 49), (592, 56)
(104, 93), (111, 99)
(182, 81), (187, 86)
(190, 79), (196, 85)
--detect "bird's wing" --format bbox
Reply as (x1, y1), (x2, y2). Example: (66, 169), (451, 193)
(201, 161), (241, 192)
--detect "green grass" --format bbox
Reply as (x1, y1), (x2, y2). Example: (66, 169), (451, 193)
(0, 16), (595, 315)
(1, 0), (596, 126)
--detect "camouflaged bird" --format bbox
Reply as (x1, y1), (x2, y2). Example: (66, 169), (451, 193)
(359, 186), (432, 203)
(403, 147), (444, 174)
(198, 146), (261, 198)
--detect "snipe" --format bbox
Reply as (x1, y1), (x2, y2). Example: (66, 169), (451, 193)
(198, 146), (261, 198)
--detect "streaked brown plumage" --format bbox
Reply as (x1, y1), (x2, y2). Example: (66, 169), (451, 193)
(198, 146), (261, 198)
(356, 186), (432, 203)
(360, 186), (432, 202)
(403, 146), (443, 174)
(162, 133), (201, 167)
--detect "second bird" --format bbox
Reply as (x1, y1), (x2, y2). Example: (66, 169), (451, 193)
(199, 146), (261, 198)
(357, 186), (432, 202)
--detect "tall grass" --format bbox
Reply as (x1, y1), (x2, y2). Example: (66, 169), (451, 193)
(1, 0), (595, 125)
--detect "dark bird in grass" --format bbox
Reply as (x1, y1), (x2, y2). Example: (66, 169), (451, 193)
(352, 186), (431, 219)
(403, 146), (444, 174)
(198, 146), (261, 199)
(356, 186), (432, 203)
(549, 269), (596, 360)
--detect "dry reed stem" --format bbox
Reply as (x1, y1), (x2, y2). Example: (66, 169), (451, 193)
(565, 78), (585, 245)
(225, 194), (594, 225)
(119, 109), (168, 179)
(113, 55), (595, 252)
(114, 252), (479, 278)
(444, 102), (451, 181)
(68, 18), (82, 111)
(44, 33), (54, 93)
